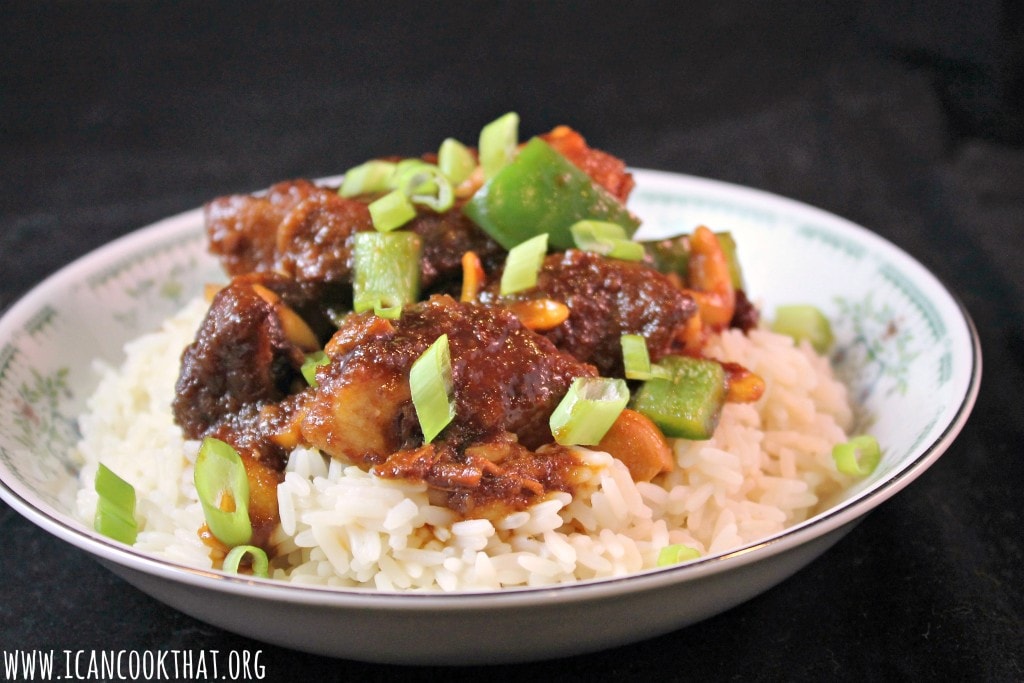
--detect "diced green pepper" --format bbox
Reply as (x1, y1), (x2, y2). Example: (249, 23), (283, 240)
(630, 355), (727, 440)
(643, 231), (744, 290)
(645, 235), (691, 278)
(462, 137), (640, 250)
(715, 232), (745, 290)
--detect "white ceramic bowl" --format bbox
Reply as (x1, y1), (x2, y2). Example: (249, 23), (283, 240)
(0, 170), (981, 664)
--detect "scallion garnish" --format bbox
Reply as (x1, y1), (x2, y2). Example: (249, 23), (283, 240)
(479, 111), (519, 179)
(368, 189), (417, 232)
(222, 544), (270, 578)
(338, 160), (397, 198)
(394, 162), (454, 213)
(409, 334), (456, 443)
(771, 304), (834, 353)
(94, 499), (139, 545)
(656, 543), (701, 566)
(549, 377), (630, 446)
(438, 137), (476, 186)
(95, 462), (136, 513)
(832, 435), (881, 477)
(352, 231), (422, 318)
(194, 437), (252, 547)
(570, 220), (645, 261)
(389, 158), (433, 186)
(301, 350), (330, 388)
(620, 334), (671, 381)
(93, 463), (138, 545)
(500, 232), (548, 296)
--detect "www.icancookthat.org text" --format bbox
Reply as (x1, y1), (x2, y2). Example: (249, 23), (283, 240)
(3, 648), (266, 681)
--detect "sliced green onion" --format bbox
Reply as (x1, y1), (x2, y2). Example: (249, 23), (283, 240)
(223, 544), (270, 578)
(832, 435), (881, 477)
(550, 377), (630, 446)
(194, 437), (252, 547)
(301, 350), (330, 388)
(390, 159), (435, 195)
(389, 158), (433, 185)
(656, 544), (701, 566)
(94, 497), (138, 545)
(771, 304), (834, 353)
(95, 462), (136, 513)
(395, 161), (454, 213)
(409, 334), (456, 443)
(368, 189), (417, 232)
(570, 220), (645, 261)
(644, 231), (745, 288)
(500, 232), (548, 295)
(338, 160), (397, 197)
(479, 111), (519, 179)
(93, 464), (138, 545)
(620, 334), (671, 381)
(352, 230), (422, 318)
(438, 137), (476, 185)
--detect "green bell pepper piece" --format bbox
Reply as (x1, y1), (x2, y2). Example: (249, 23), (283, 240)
(716, 232), (745, 290)
(462, 137), (640, 250)
(644, 230), (745, 290)
(630, 355), (727, 440)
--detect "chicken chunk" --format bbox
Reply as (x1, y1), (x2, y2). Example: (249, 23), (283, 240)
(486, 250), (699, 377)
(172, 272), (325, 440)
(300, 295), (597, 465)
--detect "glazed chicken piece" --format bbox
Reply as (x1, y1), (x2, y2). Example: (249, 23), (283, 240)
(205, 178), (505, 293)
(173, 272), (333, 546)
(301, 295), (597, 463)
(300, 295), (598, 514)
(408, 203), (506, 292)
(206, 181), (354, 278)
(484, 250), (699, 377)
(172, 272), (334, 444)
(202, 127), (634, 298)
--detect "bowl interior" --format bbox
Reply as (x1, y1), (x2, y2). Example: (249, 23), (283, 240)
(0, 170), (980, 582)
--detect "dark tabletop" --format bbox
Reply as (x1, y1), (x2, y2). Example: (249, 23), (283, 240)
(2, 2), (1022, 681)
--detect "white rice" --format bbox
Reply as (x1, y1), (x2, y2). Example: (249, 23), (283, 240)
(74, 299), (854, 590)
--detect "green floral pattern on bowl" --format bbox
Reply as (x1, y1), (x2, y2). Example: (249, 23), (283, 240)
(0, 219), (221, 513)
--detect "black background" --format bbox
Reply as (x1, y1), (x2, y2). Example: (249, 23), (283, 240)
(2, 2), (1022, 680)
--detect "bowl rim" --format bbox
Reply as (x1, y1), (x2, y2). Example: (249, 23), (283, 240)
(0, 169), (983, 610)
